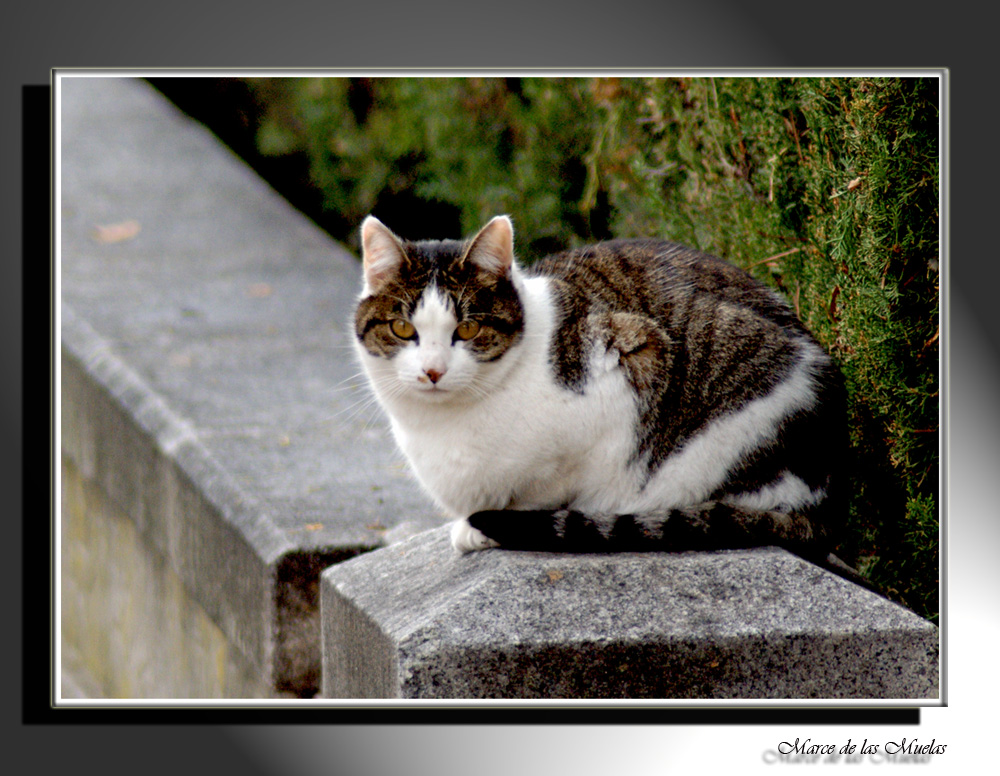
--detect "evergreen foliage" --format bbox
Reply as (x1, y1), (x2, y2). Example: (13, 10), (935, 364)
(248, 75), (940, 621)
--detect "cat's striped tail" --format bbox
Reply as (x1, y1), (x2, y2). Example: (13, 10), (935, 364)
(456, 503), (828, 557)
(453, 503), (881, 596)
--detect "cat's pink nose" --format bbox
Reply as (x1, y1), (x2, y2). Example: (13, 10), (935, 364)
(424, 368), (445, 384)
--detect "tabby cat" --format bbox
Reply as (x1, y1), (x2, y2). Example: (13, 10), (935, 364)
(353, 215), (853, 577)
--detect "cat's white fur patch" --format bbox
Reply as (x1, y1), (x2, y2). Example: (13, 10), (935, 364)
(726, 469), (826, 512)
(627, 340), (828, 514)
(407, 286), (457, 385)
(450, 518), (501, 553)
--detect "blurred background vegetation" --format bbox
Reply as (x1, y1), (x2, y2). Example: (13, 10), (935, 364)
(151, 76), (940, 622)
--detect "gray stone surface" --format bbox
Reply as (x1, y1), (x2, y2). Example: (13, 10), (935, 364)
(59, 77), (441, 548)
(321, 526), (939, 699)
(59, 76), (444, 697)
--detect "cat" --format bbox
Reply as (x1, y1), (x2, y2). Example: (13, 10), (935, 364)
(353, 214), (859, 582)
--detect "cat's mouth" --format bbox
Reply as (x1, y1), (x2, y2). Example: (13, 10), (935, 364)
(412, 379), (452, 397)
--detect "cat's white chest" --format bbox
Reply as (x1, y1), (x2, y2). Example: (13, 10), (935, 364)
(390, 364), (639, 517)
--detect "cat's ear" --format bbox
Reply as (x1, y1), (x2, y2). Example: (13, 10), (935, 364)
(464, 215), (515, 277)
(360, 215), (407, 294)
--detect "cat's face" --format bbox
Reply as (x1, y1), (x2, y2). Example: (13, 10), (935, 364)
(354, 216), (525, 402)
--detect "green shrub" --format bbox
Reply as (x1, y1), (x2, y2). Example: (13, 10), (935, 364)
(248, 75), (940, 621)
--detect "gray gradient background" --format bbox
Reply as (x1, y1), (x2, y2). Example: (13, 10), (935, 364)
(8, 0), (992, 772)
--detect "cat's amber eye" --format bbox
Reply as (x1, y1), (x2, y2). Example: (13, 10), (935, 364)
(390, 319), (416, 339)
(455, 320), (481, 340)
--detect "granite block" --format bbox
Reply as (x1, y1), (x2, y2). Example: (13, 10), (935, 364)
(321, 526), (939, 699)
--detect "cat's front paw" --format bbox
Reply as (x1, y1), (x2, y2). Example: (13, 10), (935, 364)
(450, 518), (501, 553)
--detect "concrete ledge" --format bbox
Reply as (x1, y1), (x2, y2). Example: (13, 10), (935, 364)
(321, 526), (939, 699)
(59, 77), (443, 697)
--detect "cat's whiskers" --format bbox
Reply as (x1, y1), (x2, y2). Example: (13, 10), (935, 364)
(327, 368), (373, 393)
(329, 342), (364, 355)
(315, 391), (386, 431)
